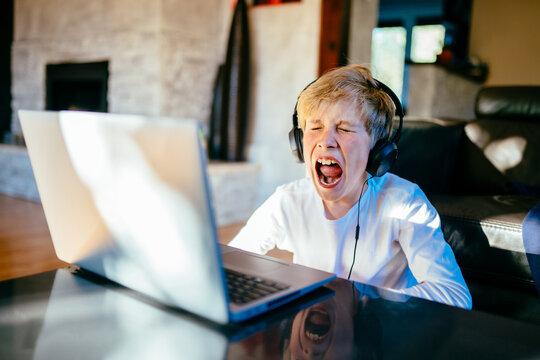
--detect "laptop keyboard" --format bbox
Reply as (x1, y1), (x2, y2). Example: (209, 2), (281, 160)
(225, 269), (290, 304)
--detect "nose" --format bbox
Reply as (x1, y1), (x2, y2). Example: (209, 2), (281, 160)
(302, 346), (321, 359)
(317, 128), (337, 149)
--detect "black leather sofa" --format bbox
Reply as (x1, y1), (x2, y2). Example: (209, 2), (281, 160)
(391, 86), (540, 322)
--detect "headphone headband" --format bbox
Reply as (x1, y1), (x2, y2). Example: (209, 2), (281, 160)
(372, 79), (404, 144)
(291, 79), (403, 140)
(291, 78), (318, 131)
(289, 76), (404, 177)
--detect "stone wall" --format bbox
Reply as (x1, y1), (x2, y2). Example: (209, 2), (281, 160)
(0, 144), (39, 201)
(11, 0), (228, 134)
(158, 0), (229, 119)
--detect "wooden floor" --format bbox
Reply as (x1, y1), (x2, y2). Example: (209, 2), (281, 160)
(0, 193), (291, 282)
(0, 194), (65, 281)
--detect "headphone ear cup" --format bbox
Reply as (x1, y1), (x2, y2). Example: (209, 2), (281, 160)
(288, 127), (304, 163)
(367, 140), (398, 177)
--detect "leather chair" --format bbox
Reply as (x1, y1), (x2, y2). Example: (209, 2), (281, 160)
(391, 86), (540, 322)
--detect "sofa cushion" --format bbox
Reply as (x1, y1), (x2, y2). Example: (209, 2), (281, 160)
(453, 118), (540, 195)
(390, 117), (465, 195)
(430, 194), (540, 289)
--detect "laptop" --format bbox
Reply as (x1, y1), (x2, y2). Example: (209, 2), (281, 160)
(18, 110), (336, 324)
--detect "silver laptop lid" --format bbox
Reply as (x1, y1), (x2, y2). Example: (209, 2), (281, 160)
(19, 110), (230, 323)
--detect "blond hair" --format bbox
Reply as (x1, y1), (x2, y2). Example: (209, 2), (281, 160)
(296, 65), (395, 146)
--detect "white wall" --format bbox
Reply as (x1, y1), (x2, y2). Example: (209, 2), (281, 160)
(469, 0), (540, 86)
(247, 1), (320, 205)
(247, 0), (378, 204)
(348, 0), (379, 66)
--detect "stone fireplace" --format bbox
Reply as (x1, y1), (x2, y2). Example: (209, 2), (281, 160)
(4, 0), (265, 226)
(10, 0), (230, 137)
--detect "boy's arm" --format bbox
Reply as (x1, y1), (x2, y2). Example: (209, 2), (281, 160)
(395, 195), (473, 310)
(228, 190), (287, 255)
(395, 235), (473, 310)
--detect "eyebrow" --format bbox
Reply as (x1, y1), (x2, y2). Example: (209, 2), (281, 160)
(305, 118), (363, 130)
(306, 119), (322, 126)
(306, 119), (358, 125)
(336, 119), (358, 127)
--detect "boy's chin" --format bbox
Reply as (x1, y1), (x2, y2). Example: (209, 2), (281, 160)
(312, 183), (344, 203)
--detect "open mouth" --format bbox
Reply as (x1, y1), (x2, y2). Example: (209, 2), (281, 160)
(304, 308), (331, 343)
(316, 158), (343, 187)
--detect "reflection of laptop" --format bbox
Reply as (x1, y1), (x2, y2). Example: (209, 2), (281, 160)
(19, 110), (335, 324)
(32, 267), (333, 359)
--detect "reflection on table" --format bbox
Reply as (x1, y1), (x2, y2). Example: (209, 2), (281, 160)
(1, 267), (540, 359)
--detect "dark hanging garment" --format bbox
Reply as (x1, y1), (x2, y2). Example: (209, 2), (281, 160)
(208, 65), (225, 160)
(211, 0), (250, 162)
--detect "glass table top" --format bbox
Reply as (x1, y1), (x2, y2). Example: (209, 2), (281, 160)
(1, 267), (540, 359)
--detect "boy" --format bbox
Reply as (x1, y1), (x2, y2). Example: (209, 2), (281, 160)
(229, 65), (472, 309)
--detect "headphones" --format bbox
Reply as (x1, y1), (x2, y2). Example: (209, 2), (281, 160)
(288, 78), (404, 177)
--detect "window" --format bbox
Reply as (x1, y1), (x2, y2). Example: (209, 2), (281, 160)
(371, 26), (406, 101)
(411, 24), (445, 63)
(371, 23), (445, 105)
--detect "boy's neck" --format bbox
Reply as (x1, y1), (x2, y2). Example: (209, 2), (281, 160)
(323, 199), (357, 220)
(322, 180), (370, 220)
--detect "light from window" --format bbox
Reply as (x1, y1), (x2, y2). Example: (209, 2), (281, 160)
(371, 27), (406, 101)
(411, 24), (445, 63)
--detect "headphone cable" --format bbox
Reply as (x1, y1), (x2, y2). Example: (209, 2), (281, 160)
(347, 175), (372, 280)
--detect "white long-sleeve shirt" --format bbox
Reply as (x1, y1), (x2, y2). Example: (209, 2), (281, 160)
(229, 174), (472, 310)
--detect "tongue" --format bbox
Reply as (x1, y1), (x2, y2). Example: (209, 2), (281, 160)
(307, 311), (331, 336)
(309, 312), (330, 326)
(319, 165), (342, 178)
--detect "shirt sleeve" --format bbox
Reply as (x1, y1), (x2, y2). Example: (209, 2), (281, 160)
(228, 188), (289, 255)
(394, 187), (473, 310)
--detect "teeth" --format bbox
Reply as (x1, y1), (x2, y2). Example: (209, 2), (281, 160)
(318, 159), (337, 166)
(306, 331), (322, 341)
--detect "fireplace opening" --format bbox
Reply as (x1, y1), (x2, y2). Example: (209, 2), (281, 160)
(46, 61), (108, 112)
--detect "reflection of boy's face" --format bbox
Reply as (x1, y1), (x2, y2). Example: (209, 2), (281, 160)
(285, 280), (356, 359)
(302, 100), (371, 218)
